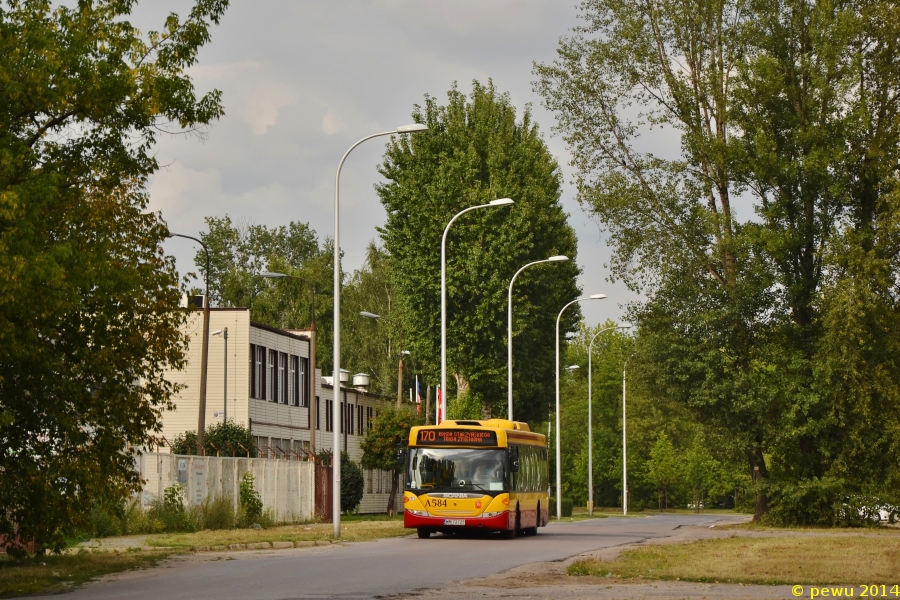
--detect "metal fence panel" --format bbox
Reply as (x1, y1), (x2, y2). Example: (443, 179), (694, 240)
(139, 453), (314, 522)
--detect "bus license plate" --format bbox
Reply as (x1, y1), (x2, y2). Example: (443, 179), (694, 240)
(443, 519), (465, 526)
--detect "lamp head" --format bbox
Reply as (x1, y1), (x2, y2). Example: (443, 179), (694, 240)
(211, 329), (223, 336)
(566, 364), (580, 371)
(489, 198), (515, 207)
(589, 294), (607, 300)
(396, 123), (428, 133)
(620, 322), (633, 329)
(261, 271), (286, 279)
(548, 255), (569, 262)
(359, 311), (381, 319)
(400, 350), (411, 355)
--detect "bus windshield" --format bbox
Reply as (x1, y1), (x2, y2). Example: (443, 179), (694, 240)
(407, 447), (507, 492)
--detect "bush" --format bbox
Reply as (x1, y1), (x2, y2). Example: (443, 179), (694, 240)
(550, 497), (573, 517)
(761, 477), (844, 526)
(203, 495), (236, 530)
(341, 452), (364, 514)
(239, 472), (263, 525)
(172, 421), (256, 457)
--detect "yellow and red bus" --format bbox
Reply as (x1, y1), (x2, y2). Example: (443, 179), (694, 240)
(403, 419), (549, 539)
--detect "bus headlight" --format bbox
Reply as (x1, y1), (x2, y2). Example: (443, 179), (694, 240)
(482, 511), (506, 518)
(406, 509), (428, 517)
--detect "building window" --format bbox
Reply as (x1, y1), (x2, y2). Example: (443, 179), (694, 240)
(339, 401), (344, 434)
(279, 352), (288, 404)
(289, 355), (298, 406)
(254, 345), (266, 399)
(299, 357), (309, 407)
(367, 469), (373, 494)
(366, 406), (374, 430)
(250, 344), (256, 398)
(377, 470), (383, 494)
(357, 405), (363, 435)
(325, 399), (333, 432)
(347, 403), (354, 435)
(316, 396), (320, 430)
(268, 349), (277, 402)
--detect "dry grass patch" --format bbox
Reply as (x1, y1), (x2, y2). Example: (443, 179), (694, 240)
(568, 535), (900, 585)
(0, 549), (178, 598)
(147, 518), (408, 549)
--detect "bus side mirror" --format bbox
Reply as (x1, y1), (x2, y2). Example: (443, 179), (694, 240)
(395, 446), (408, 467)
(509, 447), (519, 473)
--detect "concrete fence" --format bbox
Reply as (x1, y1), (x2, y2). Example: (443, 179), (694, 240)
(137, 453), (315, 523)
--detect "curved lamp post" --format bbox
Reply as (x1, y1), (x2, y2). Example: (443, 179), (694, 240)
(440, 198), (514, 422)
(586, 323), (631, 515)
(169, 233), (211, 456)
(333, 123), (428, 538)
(507, 255), (569, 421)
(555, 294), (606, 519)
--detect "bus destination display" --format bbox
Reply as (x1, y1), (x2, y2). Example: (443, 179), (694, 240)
(417, 429), (498, 446)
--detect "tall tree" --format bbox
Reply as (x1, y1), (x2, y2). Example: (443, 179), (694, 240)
(0, 0), (227, 554)
(535, 0), (900, 521)
(341, 243), (402, 399)
(377, 81), (581, 422)
(196, 215), (334, 371)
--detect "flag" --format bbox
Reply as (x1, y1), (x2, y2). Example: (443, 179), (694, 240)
(415, 376), (421, 414)
(437, 386), (443, 424)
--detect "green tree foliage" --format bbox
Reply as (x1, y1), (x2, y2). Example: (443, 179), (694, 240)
(0, 0), (227, 555)
(171, 420), (256, 457)
(196, 215), (334, 370)
(377, 81), (581, 421)
(340, 451), (364, 514)
(361, 407), (418, 515)
(535, 0), (900, 522)
(646, 433), (681, 511)
(341, 243), (402, 399)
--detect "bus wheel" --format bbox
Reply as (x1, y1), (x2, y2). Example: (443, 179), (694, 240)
(524, 526), (538, 536)
(417, 528), (431, 539)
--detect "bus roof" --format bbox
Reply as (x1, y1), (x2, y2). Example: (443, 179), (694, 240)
(409, 419), (547, 448)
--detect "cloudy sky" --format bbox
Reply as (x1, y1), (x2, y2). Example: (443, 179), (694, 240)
(142, 0), (641, 327)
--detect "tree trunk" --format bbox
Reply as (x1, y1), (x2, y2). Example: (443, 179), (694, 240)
(387, 470), (399, 517)
(750, 448), (769, 522)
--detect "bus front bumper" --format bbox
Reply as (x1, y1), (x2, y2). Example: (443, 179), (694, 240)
(404, 509), (511, 531)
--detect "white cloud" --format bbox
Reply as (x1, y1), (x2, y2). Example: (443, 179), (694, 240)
(244, 87), (292, 135)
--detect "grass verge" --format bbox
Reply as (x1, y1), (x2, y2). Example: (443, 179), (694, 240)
(568, 535), (900, 585)
(147, 517), (409, 549)
(0, 549), (179, 598)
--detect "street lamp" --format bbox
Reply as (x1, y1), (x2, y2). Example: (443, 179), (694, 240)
(333, 123), (428, 538)
(507, 255), (569, 421)
(441, 198), (514, 422)
(260, 271), (319, 453)
(211, 328), (229, 422)
(359, 311), (408, 408)
(586, 323), (632, 515)
(169, 232), (211, 456)
(623, 354), (633, 516)
(555, 294), (606, 519)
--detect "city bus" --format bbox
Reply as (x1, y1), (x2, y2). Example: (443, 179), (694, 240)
(402, 419), (549, 539)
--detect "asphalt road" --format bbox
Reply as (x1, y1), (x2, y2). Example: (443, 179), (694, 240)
(33, 514), (744, 600)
